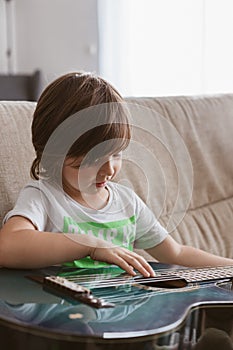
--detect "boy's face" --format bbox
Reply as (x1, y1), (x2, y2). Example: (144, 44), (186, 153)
(62, 152), (122, 198)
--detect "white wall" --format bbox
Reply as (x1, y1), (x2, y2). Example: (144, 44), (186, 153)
(0, 0), (8, 72)
(14, 0), (99, 88)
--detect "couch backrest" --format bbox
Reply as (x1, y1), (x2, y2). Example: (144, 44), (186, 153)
(125, 95), (233, 258)
(0, 95), (233, 258)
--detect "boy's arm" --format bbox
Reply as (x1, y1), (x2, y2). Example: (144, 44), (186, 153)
(146, 235), (233, 267)
(0, 216), (155, 277)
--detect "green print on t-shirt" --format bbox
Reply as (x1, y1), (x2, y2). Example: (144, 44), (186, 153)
(62, 216), (136, 268)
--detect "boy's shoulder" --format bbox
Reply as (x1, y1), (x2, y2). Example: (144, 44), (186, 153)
(24, 179), (40, 189)
(21, 179), (60, 197)
(22, 179), (48, 192)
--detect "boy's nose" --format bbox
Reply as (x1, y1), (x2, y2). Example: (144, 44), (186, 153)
(99, 160), (114, 177)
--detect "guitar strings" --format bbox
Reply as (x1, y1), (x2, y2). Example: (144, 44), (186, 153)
(60, 266), (233, 289)
(65, 276), (184, 289)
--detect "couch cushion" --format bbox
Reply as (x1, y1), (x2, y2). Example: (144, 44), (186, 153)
(0, 101), (36, 226)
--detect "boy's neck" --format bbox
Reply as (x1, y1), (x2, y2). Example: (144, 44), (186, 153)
(65, 186), (110, 210)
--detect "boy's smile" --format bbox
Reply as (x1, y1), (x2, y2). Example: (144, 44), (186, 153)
(62, 152), (122, 209)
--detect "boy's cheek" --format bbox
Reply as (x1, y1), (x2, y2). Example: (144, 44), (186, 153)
(78, 170), (96, 188)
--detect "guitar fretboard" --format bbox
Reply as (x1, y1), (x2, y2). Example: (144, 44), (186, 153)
(157, 265), (233, 283)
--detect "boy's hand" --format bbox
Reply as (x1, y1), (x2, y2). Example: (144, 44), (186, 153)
(64, 233), (155, 277)
(90, 246), (155, 278)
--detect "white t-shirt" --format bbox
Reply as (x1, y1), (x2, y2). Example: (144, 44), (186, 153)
(3, 180), (168, 268)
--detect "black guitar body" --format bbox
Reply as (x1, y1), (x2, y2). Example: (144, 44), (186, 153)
(0, 263), (232, 349)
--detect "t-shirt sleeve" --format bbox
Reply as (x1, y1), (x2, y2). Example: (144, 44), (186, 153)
(133, 194), (168, 249)
(3, 185), (48, 231)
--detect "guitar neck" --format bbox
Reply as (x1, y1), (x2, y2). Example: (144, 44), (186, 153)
(162, 265), (233, 283)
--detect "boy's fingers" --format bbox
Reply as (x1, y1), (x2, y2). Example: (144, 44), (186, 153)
(119, 251), (155, 277)
(112, 256), (137, 276)
(125, 250), (155, 276)
(92, 246), (155, 277)
(124, 255), (151, 277)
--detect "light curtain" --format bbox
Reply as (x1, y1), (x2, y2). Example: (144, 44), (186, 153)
(98, 0), (233, 97)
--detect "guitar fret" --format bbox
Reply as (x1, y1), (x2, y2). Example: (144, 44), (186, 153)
(167, 266), (233, 282)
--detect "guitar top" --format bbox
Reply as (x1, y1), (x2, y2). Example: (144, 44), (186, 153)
(0, 262), (232, 344)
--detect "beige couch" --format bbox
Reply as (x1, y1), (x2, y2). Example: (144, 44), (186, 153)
(0, 95), (233, 260)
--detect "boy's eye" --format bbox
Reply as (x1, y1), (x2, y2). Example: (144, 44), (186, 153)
(113, 153), (122, 158)
(93, 153), (122, 164)
(69, 152), (122, 169)
(71, 164), (81, 169)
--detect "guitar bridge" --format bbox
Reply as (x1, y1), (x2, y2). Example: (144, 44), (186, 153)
(28, 275), (115, 309)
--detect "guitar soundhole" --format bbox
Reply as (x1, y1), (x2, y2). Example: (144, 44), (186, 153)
(140, 278), (187, 289)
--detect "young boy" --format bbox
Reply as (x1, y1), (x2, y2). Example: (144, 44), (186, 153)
(0, 72), (232, 276)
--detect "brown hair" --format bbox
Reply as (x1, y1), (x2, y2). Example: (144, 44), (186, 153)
(31, 72), (131, 180)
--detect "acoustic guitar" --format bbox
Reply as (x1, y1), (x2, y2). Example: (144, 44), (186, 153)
(0, 262), (232, 349)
